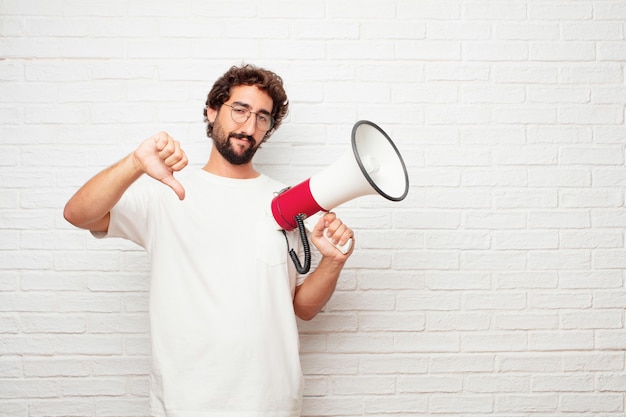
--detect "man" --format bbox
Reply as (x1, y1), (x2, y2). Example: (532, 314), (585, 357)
(64, 64), (354, 417)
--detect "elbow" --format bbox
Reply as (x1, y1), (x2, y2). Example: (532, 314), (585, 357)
(63, 200), (91, 229)
(63, 202), (78, 227)
(294, 306), (319, 321)
(296, 312), (316, 322)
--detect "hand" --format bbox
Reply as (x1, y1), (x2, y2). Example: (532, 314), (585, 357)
(132, 132), (188, 200)
(310, 212), (354, 261)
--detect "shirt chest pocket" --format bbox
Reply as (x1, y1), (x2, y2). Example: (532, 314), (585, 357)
(255, 217), (289, 266)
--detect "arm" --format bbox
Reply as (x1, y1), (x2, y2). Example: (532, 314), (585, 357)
(292, 212), (354, 321)
(63, 132), (188, 233)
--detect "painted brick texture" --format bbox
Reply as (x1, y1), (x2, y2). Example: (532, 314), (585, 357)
(1, 0), (625, 416)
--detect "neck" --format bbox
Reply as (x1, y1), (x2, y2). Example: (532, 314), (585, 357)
(202, 150), (260, 179)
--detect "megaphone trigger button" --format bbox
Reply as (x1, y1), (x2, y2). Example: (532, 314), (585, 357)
(275, 186), (291, 196)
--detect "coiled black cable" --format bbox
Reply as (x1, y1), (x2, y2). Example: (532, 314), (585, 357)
(282, 213), (311, 274)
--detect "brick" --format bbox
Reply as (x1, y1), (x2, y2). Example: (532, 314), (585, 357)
(597, 373), (626, 391)
(95, 398), (149, 417)
(561, 229), (623, 249)
(395, 332), (460, 353)
(332, 376), (395, 395)
(559, 271), (623, 289)
(496, 23), (559, 40)
(397, 292), (460, 311)
(29, 399), (93, 417)
(21, 315), (86, 333)
(464, 42), (529, 61)
(363, 395), (428, 414)
(461, 332), (528, 352)
(428, 21), (491, 40)
(530, 42), (596, 61)
(398, 1), (461, 19)
(397, 375), (461, 393)
(495, 313), (559, 330)
(495, 394), (557, 412)
(560, 393), (624, 412)
(560, 105), (624, 125)
(426, 312), (490, 331)
(493, 231), (559, 250)
(0, 357), (21, 377)
(531, 374), (593, 392)
(495, 271), (558, 289)
(563, 352), (625, 371)
(496, 353), (562, 372)
(358, 312), (425, 332)
(528, 3), (592, 20)
(59, 378), (126, 396)
(23, 358), (90, 377)
(529, 293), (592, 309)
(91, 357), (150, 376)
(300, 353), (359, 375)
(302, 397), (362, 417)
(528, 331), (594, 351)
(327, 334), (394, 353)
(430, 394), (493, 413)
(359, 354), (428, 375)
(562, 22), (624, 41)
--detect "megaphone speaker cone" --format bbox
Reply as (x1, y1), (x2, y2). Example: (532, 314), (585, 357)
(270, 120), (409, 232)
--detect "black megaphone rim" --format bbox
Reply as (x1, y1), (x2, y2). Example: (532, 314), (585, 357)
(351, 120), (409, 202)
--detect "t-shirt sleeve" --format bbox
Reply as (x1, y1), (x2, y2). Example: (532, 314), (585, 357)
(91, 181), (153, 249)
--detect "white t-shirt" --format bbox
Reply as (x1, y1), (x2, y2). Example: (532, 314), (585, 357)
(104, 169), (306, 417)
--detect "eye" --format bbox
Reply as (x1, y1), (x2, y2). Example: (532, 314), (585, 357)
(257, 114), (269, 123)
(232, 106), (248, 115)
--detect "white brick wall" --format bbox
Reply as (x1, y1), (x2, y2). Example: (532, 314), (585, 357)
(1, 0), (625, 416)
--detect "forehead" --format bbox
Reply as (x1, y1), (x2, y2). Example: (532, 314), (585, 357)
(228, 85), (273, 112)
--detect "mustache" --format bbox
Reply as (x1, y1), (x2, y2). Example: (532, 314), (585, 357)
(229, 133), (255, 145)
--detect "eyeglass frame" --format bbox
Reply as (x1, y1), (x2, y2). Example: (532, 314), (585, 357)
(221, 103), (275, 132)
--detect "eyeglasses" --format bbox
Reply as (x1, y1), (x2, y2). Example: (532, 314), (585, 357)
(222, 103), (275, 132)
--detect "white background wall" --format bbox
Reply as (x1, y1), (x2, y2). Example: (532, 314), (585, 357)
(1, 0), (626, 416)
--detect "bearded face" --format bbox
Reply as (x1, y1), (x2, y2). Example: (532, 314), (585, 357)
(210, 115), (261, 166)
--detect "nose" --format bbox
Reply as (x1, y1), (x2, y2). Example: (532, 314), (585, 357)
(241, 114), (258, 136)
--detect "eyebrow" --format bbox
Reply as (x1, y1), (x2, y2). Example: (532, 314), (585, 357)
(232, 100), (272, 116)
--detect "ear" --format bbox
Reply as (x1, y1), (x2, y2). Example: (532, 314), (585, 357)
(206, 106), (217, 123)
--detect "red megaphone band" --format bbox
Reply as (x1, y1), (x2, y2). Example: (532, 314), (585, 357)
(270, 179), (326, 231)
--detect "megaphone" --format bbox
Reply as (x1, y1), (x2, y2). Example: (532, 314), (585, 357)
(270, 120), (409, 273)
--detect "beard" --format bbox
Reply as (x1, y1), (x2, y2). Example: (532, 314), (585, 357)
(211, 119), (260, 165)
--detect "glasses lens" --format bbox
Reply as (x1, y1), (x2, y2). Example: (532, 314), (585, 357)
(230, 105), (249, 123)
(256, 114), (273, 132)
(228, 104), (274, 132)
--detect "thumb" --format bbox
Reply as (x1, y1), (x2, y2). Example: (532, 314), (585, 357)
(313, 214), (327, 237)
(160, 175), (186, 200)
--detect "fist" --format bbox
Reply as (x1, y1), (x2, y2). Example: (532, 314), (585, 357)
(133, 132), (188, 200)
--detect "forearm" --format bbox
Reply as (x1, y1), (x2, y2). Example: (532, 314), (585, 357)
(63, 153), (142, 231)
(293, 256), (346, 321)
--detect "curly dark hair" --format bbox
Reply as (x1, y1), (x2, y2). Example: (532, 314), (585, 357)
(203, 64), (289, 142)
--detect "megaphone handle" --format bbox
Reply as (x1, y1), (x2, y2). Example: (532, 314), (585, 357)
(303, 213), (353, 255)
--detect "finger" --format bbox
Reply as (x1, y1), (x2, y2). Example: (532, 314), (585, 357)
(158, 139), (177, 160)
(153, 132), (170, 151)
(330, 225), (348, 245)
(324, 217), (344, 240)
(169, 154), (188, 172)
(338, 228), (354, 247)
(164, 143), (186, 168)
(321, 212), (337, 228)
(160, 175), (186, 200)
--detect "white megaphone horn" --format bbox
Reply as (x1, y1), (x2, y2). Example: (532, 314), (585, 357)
(270, 120), (409, 273)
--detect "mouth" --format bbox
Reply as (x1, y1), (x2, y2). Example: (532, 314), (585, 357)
(230, 133), (255, 146)
(229, 133), (256, 147)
